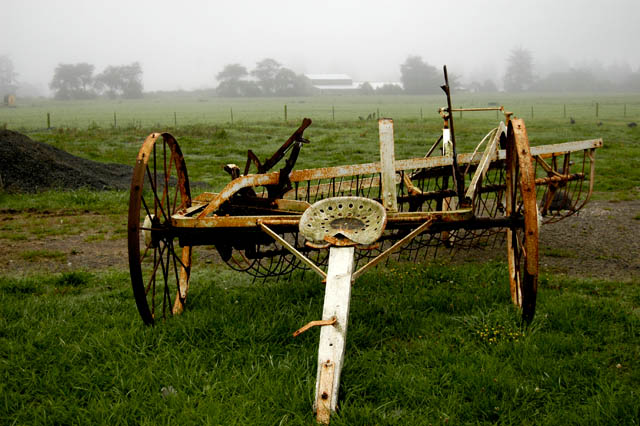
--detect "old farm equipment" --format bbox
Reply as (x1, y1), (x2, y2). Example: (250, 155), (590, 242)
(127, 68), (601, 423)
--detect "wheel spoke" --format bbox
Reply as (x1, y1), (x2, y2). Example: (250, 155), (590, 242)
(139, 244), (151, 265)
(160, 142), (174, 214)
(145, 243), (167, 296)
(145, 165), (169, 222)
(169, 240), (183, 302)
(170, 245), (189, 270)
(153, 143), (157, 215)
(151, 246), (157, 316)
(140, 194), (153, 221)
(160, 243), (172, 317)
(159, 242), (169, 317)
(172, 181), (180, 213)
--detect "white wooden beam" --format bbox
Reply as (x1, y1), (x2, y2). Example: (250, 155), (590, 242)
(378, 119), (398, 211)
(314, 246), (355, 422)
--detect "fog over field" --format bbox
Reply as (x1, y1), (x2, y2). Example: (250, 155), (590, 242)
(2, 0), (640, 93)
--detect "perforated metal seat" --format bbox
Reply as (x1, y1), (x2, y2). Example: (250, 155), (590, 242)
(299, 197), (387, 246)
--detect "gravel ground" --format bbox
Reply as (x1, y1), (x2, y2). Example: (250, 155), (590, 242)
(1, 200), (638, 283)
(0, 129), (133, 192)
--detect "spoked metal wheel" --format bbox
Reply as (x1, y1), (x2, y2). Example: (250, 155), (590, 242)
(128, 132), (192, 325)
(505, 119), (539, 323)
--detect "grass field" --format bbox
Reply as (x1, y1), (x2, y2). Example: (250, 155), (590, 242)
(1, 94), (639, 424)
(2, 93), (640, 130)
(1, 263), (638, 424)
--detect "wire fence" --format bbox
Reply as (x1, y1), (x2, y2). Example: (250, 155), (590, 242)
(2, 95), (639, 131)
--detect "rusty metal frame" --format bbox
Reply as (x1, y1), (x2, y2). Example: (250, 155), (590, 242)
(190, 138), (601, 223)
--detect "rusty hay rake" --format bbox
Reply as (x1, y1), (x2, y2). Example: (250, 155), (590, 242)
(127, 67), (601, 423)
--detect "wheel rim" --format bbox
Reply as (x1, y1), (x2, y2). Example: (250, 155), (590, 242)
(505, 119), (539, 323)
(128, 132), (191, 325)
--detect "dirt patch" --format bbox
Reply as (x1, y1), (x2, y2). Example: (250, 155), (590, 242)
(538, 199), (639, 281)
(0, 200), (638, 282)
(451, 200), (640, 282)
(0, 129), (133, 192)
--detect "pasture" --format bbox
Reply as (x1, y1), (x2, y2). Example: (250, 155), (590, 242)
(1, 93), (639, 424)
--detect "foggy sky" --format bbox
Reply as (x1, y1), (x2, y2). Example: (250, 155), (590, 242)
(3, 0), (640, 93)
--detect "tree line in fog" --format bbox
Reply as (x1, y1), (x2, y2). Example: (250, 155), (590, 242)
(2, 48), (640, 100)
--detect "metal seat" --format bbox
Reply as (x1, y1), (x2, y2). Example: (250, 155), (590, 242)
(299, 196), (387, 247)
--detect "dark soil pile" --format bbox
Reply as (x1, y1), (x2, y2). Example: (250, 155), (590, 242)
(0, 129), (133, 192)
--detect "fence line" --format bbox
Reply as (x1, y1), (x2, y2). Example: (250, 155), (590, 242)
(1, 100), (639, 131)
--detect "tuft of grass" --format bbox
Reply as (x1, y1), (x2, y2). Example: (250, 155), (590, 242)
(541, 246), (577, 258)
(54, 271), (92, 288)
(20, 249), (67, 262)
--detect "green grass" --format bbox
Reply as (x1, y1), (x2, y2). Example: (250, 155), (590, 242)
(3, 93), (640, 130)
(1, 95), (639, 423)
(0, 189), (129, 214)
(20, 249), (67, 262)
(541, 247), (577, 258)
(0, 264), (638, 424)
(1, 115), (639, 205)
(2, 93), (639, 204)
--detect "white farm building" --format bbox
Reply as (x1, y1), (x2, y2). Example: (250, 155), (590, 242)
(305, 74), (402, 94)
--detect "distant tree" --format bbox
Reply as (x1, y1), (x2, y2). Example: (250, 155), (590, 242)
(251, 58), (283, 96)
(359, 82), (375, 95)
(532, 68), (612, 92)
(217, 79), (261, 97)
(95, 62), (143, 99)
(376, 83), (404, 95)
(50, 63), (96, 100)
(504, 47), (534, 92)
(626, 71), (640, 92)
(272, 68), (313, 96)
(400, 56), (440, 94)
(606, 62), (633, 87)
(215, 64), (255, 97)
(216, 60), (311, 97)
(447, 72), (463, 92)
(216, 63), (248, 82)
(0, 55), (18, 96)
(481, 79), (498, 92)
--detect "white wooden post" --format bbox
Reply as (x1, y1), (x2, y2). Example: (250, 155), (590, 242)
(379, 119), (397, 212)
(314, 246), (355, 424)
